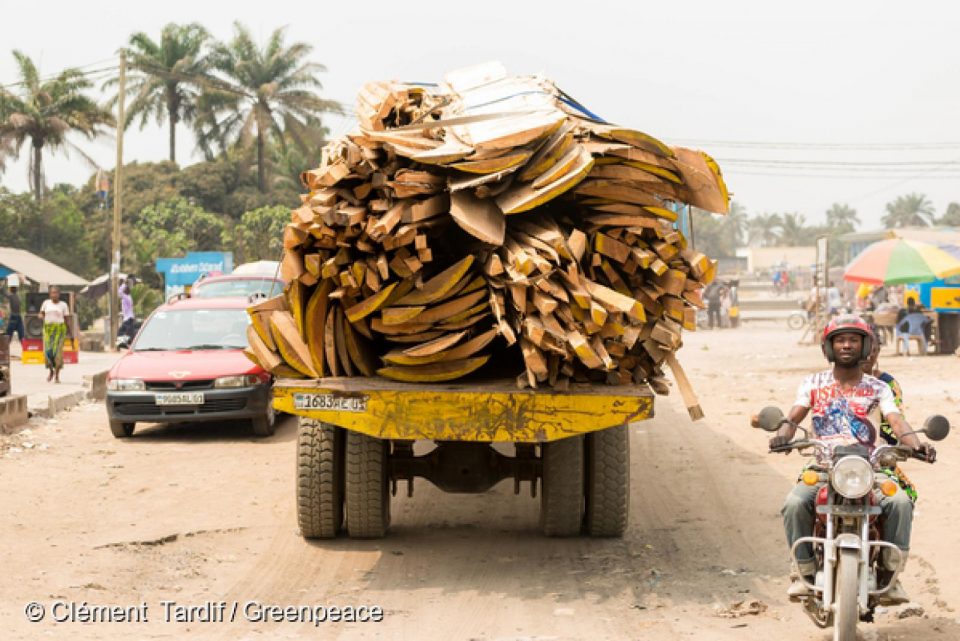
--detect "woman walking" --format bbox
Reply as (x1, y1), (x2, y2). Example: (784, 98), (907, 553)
(39, 287), (73, 383)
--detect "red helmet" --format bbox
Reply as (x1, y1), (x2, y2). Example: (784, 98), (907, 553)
(821, 315), (874, 362)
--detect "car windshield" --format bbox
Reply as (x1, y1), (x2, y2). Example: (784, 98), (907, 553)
(133, 309), (250, 351)
(192, 278), (282, 298)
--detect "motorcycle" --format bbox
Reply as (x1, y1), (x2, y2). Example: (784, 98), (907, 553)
(755, 407), (949, 641)
(116, 317), (142, 350)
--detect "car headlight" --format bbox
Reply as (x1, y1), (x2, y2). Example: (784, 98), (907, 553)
(830, 455), (874, 499)
(214, 374), (261, 388)
(107, 378), (145, 392)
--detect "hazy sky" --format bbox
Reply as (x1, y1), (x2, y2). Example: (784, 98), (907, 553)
(2, 1), (958, 229)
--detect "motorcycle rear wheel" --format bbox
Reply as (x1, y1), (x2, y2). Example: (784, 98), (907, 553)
(834, 549), (859, 641)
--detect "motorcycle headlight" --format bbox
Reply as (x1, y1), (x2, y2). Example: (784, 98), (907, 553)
(214, 374), (261, 388)
(830, 455), (874, 499)
(107, 378), (145, 392)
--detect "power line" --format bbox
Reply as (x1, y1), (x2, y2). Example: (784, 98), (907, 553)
(0, 64), (119, 89)
(670, 138), (960, 151)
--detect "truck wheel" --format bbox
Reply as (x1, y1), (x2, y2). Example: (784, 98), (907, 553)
(585, 424), (630, 537)
(251, 402), (276, 437)
(345, 431), (390, 538)
(540, 436), (584, 537)
(109, 420), (135, 438)
(297, 419), (344, 539)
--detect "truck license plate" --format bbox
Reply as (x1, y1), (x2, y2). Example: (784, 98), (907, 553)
(294, 393), (367, 412)
(155, 392), (205, 406)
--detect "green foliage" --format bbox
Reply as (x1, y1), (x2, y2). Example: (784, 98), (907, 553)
(749, 213), (783, 246)
(825, 203), (859, 234)
(939, 202), (960, 226)
(0, 186), (97, 277)
(127, 197), (227, 285)
(882, 193), (935, 228)
(229, 204), (289, 263)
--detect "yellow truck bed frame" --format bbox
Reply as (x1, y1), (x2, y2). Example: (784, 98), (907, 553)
(273, 377), (654, 443)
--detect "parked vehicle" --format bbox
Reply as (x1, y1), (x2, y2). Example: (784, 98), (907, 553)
(105, 296), (275, 438)
(191, 273), (284, 299)
(755, 407), (948, 640)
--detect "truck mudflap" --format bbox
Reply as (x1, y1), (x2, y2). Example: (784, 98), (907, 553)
(273, 377), (654, 443)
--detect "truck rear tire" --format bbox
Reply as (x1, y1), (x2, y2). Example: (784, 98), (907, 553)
(585, 424), (630, 537)
(297, 419), (344, 539)
(345, 431), (390, 538)
(540, 436), (584, 537)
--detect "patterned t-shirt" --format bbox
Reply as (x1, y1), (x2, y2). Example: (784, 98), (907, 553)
(794, 370), (900, 461)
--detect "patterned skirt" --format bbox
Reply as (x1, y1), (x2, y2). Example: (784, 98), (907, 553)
(43, 322), (67, 370)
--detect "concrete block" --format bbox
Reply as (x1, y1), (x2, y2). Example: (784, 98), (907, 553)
(83, 369), (110, 401)
(28, 391), (87, 419)
(0, 394), (28, 432)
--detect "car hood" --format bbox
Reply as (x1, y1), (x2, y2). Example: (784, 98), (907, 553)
(109, 349), (262, 381)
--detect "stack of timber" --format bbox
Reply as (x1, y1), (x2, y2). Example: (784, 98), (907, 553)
(245, 62), (729, 405)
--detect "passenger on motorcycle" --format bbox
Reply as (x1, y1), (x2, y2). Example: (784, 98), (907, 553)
(768, 316), (936, 602)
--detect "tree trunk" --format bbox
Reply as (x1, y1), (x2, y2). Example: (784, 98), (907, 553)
(167, 87), (179, 163)
(257, 127), (266, 193)
(32, 141), (43, 201)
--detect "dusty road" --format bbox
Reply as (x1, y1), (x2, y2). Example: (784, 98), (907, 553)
(1, 324), (959, 640)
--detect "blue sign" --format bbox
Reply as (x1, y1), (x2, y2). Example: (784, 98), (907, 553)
(155, 251), (233, 298)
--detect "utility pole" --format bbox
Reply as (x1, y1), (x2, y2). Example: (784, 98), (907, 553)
(110, 49), (126, 350)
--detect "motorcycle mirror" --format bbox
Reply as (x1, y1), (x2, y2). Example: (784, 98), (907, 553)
(757, 406), (784, 432)
(923, 415), (950, 442)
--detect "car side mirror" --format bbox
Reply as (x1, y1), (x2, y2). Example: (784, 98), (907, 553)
(923, 415), (950, 442)
(756, 406), (785, 432)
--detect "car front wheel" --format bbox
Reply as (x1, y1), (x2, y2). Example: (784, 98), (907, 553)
(251, 402), (277, 437)
(110, 420), (135, 438)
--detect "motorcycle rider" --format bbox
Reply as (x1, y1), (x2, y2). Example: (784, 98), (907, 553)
(768, 316), (936, 602)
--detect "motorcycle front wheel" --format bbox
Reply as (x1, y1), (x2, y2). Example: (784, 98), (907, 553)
(834, 549), (859, 641)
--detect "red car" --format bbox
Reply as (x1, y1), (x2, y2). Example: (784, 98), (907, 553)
(191, 273), (284, 299)
(105, 296), (275, 438)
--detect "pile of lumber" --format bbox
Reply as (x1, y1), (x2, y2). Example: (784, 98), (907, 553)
(245, 62), (729, 396)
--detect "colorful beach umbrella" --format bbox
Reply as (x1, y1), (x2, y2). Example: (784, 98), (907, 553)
(844, 238), (960, 285)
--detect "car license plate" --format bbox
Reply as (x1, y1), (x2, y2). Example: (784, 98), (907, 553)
(293, 393), (367, 412)
(155, 392), (205, 406)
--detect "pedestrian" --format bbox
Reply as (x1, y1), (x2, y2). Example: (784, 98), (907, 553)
(3, 277), (25, 346)
(119, 281), (135, 338)
(705, 281), (723, 329)
(39, 286), (73, 383)
(772, 269), (782, 295)
(720, 286), (732, 328)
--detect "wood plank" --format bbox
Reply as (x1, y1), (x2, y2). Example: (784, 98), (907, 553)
(324, 306), (340, 376)
(376, 355), (490, 383)
(269, 311), (318, 377)
(395, 256), (475, 305)
(449, 191), (506, 245)
(334, 307), (355, 376)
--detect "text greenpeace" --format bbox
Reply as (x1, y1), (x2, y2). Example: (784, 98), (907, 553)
(241, 602), (384, 625)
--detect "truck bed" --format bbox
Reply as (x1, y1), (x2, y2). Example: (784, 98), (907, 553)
(273, 377), (654, 443)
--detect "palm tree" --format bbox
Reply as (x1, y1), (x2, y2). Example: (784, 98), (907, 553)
(106, 23), (211, 162)
(881, 193), (935, 228)
(749, 213), (782, 246)
(939, 202), (960, 226)
(825, 203), (859, 232)
(205, 22), (339, 192)
(0, 51), (114, 200)
(779, 212), (808, 246)
(724, 201), (748, 247)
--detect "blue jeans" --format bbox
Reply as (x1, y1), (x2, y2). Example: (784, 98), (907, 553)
(3, 314), (24, 342)
(781, 476), (913, 573)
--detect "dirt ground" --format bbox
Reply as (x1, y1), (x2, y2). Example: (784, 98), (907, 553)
(1, 322), (959, 641)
